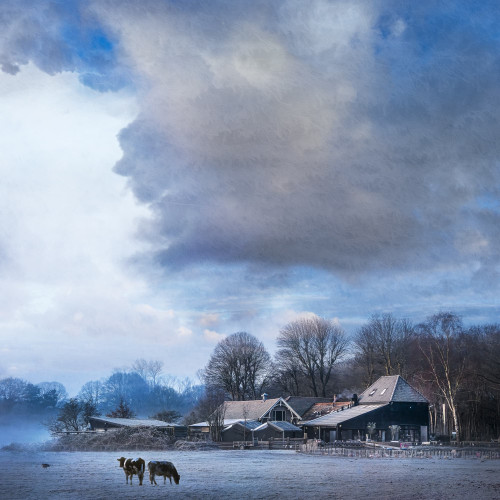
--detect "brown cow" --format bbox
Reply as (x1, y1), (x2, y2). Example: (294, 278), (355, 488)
(147, 460), (180, 485)
(117, 457), (145, 485)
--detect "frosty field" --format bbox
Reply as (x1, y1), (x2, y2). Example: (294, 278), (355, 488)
(1, 449), (499, 500)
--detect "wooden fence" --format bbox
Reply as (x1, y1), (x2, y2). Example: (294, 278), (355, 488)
(299, 443), (500, 459)
(229, 439), (303, 451)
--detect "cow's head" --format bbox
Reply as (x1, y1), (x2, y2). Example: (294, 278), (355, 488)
(117, 457), (126, 468)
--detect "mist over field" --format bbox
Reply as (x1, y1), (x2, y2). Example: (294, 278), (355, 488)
(0, 417), (49, 447)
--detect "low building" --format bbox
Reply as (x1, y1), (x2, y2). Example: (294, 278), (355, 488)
(221, 419), (262, 442)
(302, 375), (429, 443)
(253, 420), (303, 440)
(88, 416), (188, 437)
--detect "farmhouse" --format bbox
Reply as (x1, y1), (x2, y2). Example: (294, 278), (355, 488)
(189, 396), (305, 441)
(88, 416), (188, 437)
(302, 375), (429, 443)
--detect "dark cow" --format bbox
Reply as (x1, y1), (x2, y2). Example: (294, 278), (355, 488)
(147, 460), (180, 485)
(117, 457), (145, 485)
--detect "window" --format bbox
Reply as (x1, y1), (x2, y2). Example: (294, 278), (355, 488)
(273, 409), (286, 421)
(369, 389), (377, 396)
(380, 388), (387, 395)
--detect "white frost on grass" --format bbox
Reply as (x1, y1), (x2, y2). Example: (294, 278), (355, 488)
(0, 449), (498, 500)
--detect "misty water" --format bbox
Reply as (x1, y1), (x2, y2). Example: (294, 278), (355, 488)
(1, 449), (499, 499)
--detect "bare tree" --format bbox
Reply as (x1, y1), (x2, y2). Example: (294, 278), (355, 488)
(276, 315), (348, 397)
(132, 359), (149, 379)
(132, 359), (164, 387)
(56, 398), (82, 431)
(274, 359), (304, 396)
(353, 324), (379, 386)
(186, 388), (226, 441)
(203, 332), (271, 400)
(417, 312), (465, 442)
(78, 380), (104, 408)
(354, 314), (415, 381)
(37, 382), (68, 406)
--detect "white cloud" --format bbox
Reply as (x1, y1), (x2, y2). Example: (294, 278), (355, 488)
(203, 329), (226, 343)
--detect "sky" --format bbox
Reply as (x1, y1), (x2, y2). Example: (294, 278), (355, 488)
(1, 0), (499, 395)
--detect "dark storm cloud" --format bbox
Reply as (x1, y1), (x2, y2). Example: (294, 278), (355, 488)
(91, 0), (500, 282)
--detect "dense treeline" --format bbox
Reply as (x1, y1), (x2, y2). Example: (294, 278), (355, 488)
(0, 379), (67, 419)
(202, 312), (500, 442)
(0, 359), (203, 433)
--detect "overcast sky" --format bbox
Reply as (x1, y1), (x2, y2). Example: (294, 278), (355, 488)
(1, 0), (499, 395)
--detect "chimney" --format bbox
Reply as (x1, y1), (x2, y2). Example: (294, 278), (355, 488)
(333, 394), (337, 403)
(261, 393), (268, 401)
(352, 393), (358, 406)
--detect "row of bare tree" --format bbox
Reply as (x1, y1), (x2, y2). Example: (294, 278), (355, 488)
(201, 312), (500, 441)
(202, 316), (348, 400)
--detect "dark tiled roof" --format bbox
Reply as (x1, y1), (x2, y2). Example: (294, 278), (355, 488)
(254, 421), (302, 432)
(222, 398), (281, 420)
(222, 420), (261, 432)
(285, 397), (332, 417)
(302, 404), (388, 427)
(222, 397), (301, 420)
(358, 375), (428, 404)
(302, 401), (351, 421)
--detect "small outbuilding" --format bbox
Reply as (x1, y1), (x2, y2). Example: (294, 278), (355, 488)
(221, 420), (262, 442)
(88, 417), (188, 437)
(253, 420), (303, 440)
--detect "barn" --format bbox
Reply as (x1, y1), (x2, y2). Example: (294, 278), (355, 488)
(302, 375), (429, 443)
(88, 416), (188, 437)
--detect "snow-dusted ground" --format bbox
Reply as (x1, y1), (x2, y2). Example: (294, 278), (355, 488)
(1, 449), (499, 499)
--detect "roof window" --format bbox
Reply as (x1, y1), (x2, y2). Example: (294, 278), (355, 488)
(369, 389), (377, 396)
(380, 388), (387, 395)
